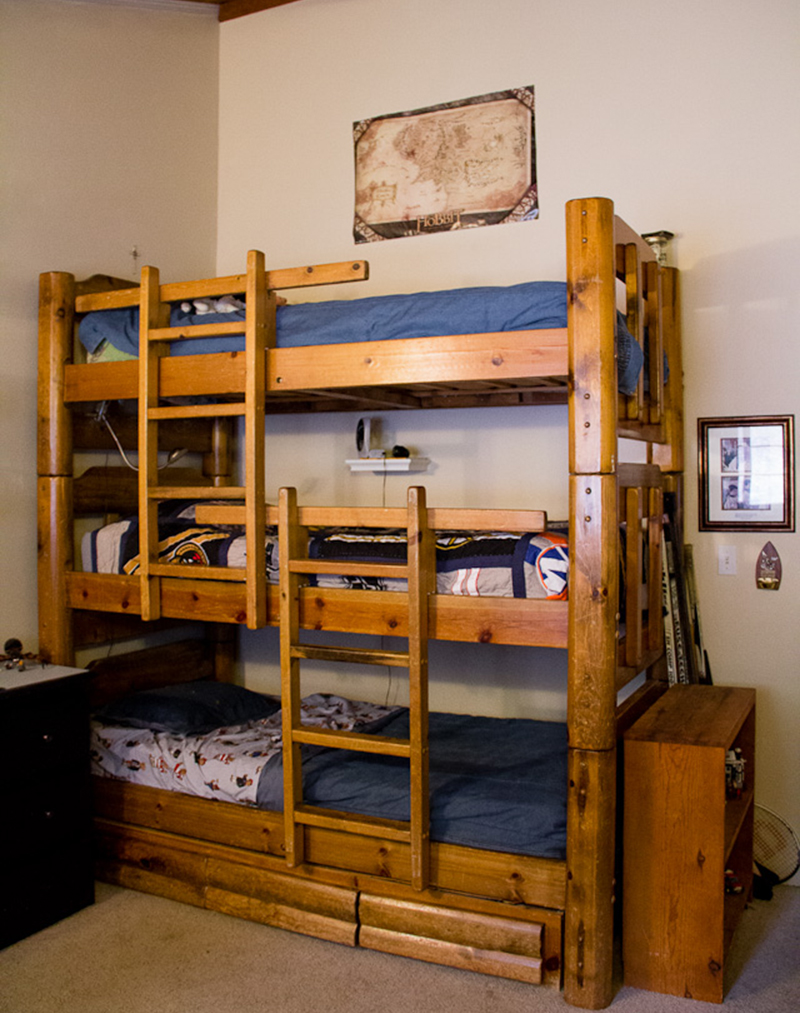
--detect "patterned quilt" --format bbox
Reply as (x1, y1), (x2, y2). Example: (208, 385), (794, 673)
(82, 503), (569, 600)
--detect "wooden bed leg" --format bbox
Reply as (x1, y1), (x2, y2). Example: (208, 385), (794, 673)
(564, 747), (616, 1009)
(37, 271), (76, 665)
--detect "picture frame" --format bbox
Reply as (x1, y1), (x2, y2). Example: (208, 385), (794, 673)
(698, 415), (795, 531)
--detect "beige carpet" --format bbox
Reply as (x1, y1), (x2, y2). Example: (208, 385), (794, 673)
(1, 883), (798, 1012)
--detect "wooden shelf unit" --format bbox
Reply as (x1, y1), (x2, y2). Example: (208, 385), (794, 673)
(622, 685), (756, 1003)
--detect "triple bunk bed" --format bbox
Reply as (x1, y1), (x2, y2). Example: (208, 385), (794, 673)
(37, 197), (683, 1009)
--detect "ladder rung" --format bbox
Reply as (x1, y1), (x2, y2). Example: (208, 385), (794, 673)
(294, 804), (412, 842)
(148, 320), (245, 342)
(148, 563), (246, 582)
(289, 559), (409, 580)
(292, 726), (411, 757)
(290, 644), (410, 668)
(147, 486), (246, 501)
(148, 403), (245, 421)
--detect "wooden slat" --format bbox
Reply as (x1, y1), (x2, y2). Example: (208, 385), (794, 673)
(407, 485), (432, 892)
(244, 249), (269, 629)
(288, 559), (409, 579)
(624, 486), (644, 669)
(292, 727), (412, 757)
(290, 643), (410, 667)
(74, 259), (369, 312)
(148, 403), (245, 420)
(148, 484), (245, 500)
(148, 320), (245, 342)
(66, 573), (569, 647)
(269, 329), (567, 392)
(279, 486), (306, 869)
(294, 806), (412, 842)
(197, 503), (548, 532)
(148, 563), (246, 582)
(645, 261), (664, 425)
(648, 486), (664, 654)
(137, 264), (166, 622)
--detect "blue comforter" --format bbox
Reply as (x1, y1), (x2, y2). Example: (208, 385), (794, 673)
(79, 280), (643, 395)
(256, 708), (568, 859)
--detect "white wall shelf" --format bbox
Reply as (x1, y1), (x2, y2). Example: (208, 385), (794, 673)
(346, 457), (430, 474)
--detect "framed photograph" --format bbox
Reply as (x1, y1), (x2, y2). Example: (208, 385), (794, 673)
(698, 415), (795, 531)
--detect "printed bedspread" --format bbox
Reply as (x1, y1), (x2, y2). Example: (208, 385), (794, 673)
(82, 503), (570, 600)
(92, 694), (568, 859)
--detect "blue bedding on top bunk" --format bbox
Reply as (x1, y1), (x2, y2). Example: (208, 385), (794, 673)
(256, 708), (568, 859)
(78, 280), (644, 395)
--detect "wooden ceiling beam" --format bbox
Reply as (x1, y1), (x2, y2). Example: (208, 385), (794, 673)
(217, 0), (305, 22)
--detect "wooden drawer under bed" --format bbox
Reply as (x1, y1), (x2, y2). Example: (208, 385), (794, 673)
(93, 779), (564, 988)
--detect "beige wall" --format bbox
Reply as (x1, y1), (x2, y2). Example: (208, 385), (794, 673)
(217, 0), (800, 858)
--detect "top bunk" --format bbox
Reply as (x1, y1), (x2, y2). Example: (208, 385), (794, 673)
(42, 197), (681, 454)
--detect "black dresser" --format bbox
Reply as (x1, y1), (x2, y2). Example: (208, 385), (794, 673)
(0, 665), (94, 948)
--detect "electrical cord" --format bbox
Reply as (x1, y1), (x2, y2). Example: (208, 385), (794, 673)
(95, 401), (188, 471)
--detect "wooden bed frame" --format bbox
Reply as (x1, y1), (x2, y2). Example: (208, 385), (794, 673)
(37, 197), (683, 1009)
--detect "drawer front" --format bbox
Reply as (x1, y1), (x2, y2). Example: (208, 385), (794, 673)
(359, 892), (562, 988)
(1, 783), (92, 859)
(2, 677), (89, 773)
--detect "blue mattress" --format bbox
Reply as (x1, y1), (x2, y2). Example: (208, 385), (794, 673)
(257, 708), (568, 859)
(78, 280), (643, 395)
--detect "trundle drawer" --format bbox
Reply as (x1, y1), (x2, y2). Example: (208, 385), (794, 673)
(359, 892), (562, 987)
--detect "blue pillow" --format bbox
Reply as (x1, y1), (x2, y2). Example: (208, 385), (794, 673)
(94, 681), (280, 735)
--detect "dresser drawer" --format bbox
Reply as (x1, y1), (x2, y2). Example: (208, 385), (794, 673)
(2, 679), (88, 772)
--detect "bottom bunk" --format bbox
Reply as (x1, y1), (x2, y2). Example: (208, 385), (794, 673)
(86, 646), (568, 990)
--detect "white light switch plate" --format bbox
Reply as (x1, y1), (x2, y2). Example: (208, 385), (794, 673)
(718, 545), (737, 575)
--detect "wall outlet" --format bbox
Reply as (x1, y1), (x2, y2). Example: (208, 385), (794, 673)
(718, 545), (737, 575)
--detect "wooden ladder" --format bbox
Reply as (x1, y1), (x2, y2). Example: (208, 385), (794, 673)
(137, 250), (275, 629)
(278, 485), (434, 891)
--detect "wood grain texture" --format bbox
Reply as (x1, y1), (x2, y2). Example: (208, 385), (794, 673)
(623, 686), (756, 1002)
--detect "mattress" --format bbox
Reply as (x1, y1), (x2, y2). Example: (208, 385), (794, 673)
(91, 689), (568, 859)
(78, 280), (644, 396)
(82, 503), (570, 600)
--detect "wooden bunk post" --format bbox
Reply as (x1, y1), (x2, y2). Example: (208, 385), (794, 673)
(565, 198), (619, 1009)
(37, 271), (76, 665)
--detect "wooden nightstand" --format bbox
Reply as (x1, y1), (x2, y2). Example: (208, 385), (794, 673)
(0, 665), (94, 948)
(622, 684), (755, 1003)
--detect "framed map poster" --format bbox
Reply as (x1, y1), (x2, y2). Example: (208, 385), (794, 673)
(353, 86), (537, 243)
